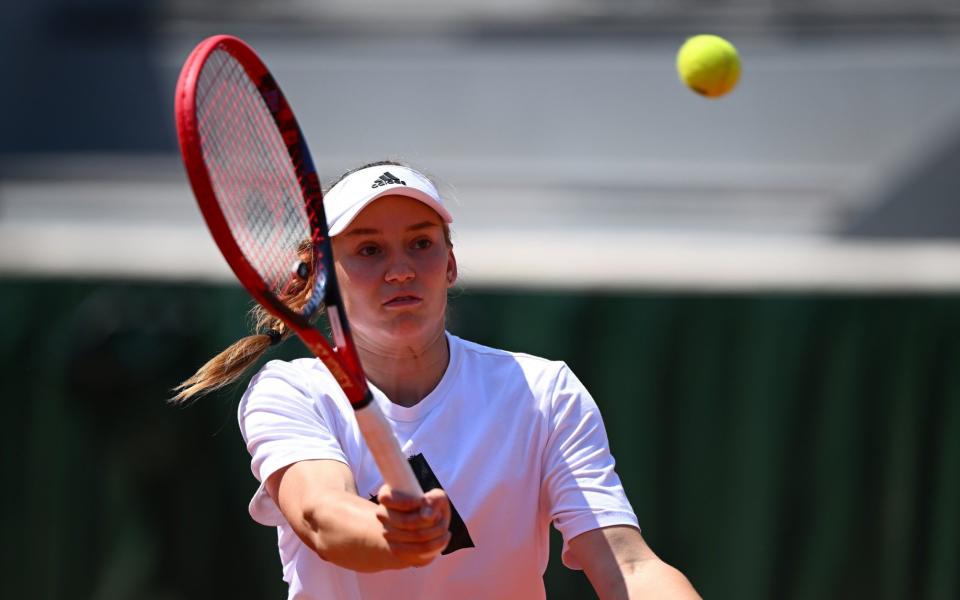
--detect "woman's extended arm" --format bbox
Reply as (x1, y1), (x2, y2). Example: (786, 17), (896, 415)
(266, 459), (451, 572)
(568, 525), (700, 600)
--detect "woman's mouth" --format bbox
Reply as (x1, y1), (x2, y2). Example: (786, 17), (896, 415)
(382, 294), (422, 308)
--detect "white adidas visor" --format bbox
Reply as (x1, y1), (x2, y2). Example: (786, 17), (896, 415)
(324, 165), (453, 236)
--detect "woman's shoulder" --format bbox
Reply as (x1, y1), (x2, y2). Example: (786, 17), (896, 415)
(242, 356), (344, 405)
(249, 356), (331, 384)
(450, 333), (572, 381)
(238, 357), (355, 430)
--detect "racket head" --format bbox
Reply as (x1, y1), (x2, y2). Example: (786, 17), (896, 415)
(175, 35), (368, 403)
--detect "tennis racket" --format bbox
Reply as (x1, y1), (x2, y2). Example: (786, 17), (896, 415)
(174, 34), (422, 498)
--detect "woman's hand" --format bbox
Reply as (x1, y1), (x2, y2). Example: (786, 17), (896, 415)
(268, 460), (453, 572)
(375, 485), (452, 567)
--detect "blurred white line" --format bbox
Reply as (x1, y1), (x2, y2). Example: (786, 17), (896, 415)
(0, 223), (231, 282)
(3, 223), (960, 292)
(455, 230), (960, 292)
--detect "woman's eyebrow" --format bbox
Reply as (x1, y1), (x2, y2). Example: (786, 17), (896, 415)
(343, 221), (440, 237)
(407, 221), (440, 232)
(343, 227), (379, 237)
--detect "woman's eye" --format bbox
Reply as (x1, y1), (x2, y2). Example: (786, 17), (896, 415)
(412, 238), (433, 250)
(358, 244), (380, 257)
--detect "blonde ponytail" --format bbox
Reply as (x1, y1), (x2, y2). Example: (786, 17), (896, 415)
(170, 305), (293, 404)
(172, 241), (315, 405)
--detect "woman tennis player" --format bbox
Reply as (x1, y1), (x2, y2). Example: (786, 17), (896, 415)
(176, 162), (700, 599)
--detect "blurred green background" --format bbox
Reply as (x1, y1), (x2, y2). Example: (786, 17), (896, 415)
(2, 279), (957, 599)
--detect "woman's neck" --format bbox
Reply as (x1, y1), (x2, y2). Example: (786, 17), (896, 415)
(355, 328), (450, 408)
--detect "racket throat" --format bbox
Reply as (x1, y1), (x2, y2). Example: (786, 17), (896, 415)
(327, 305), (348, 348)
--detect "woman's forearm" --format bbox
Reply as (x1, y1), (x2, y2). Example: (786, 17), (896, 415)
(615, 558), (701, 600)
(293, 489), (404, 572)
(270, 462), (449, 573)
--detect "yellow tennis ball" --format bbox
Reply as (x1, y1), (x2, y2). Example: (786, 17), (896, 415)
(677, 35), (741, 98)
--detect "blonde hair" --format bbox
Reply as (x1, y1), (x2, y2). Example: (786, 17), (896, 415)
(171, 160), (452, 404)
(171, 240), (315, 404)
(170, 308), (287, 404)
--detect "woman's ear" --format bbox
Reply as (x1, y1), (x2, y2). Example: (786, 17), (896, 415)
(446, 249), (458, 287)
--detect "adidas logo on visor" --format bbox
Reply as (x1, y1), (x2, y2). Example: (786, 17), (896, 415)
(371, 171), (406, 189)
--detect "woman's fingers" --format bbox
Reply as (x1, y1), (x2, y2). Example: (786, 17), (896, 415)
(377, 486), (451, 532)
(377, 485), (423, 512)
(422, 488), (451, 524)
(381, 518), (450, 544)
(385, 531), (453, 565)
(374, 485), (453, 564)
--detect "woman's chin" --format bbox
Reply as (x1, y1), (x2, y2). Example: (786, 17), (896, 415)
(376, 317), (443, 346)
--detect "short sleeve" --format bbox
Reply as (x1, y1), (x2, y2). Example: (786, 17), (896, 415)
(541, 365), (640, 569)
(238, 359), (350, 526)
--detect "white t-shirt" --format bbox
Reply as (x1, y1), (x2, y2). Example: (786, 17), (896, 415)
(238, 332), (639, 600)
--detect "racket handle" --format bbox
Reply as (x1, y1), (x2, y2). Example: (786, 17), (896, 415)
(355, 400), (423, 499)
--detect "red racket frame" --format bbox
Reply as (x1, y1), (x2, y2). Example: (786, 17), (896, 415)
(175, 35), (424, 499)
(175, 35), (369, 406)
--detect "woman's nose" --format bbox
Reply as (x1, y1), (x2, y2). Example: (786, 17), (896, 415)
(384, 261), (415, 284)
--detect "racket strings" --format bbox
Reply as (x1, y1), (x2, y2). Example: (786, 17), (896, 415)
(195, 49), (314, 305)
(199, 52), (300, 273)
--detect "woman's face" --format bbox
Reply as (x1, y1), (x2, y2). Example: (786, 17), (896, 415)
(331, 195), (456, 350)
